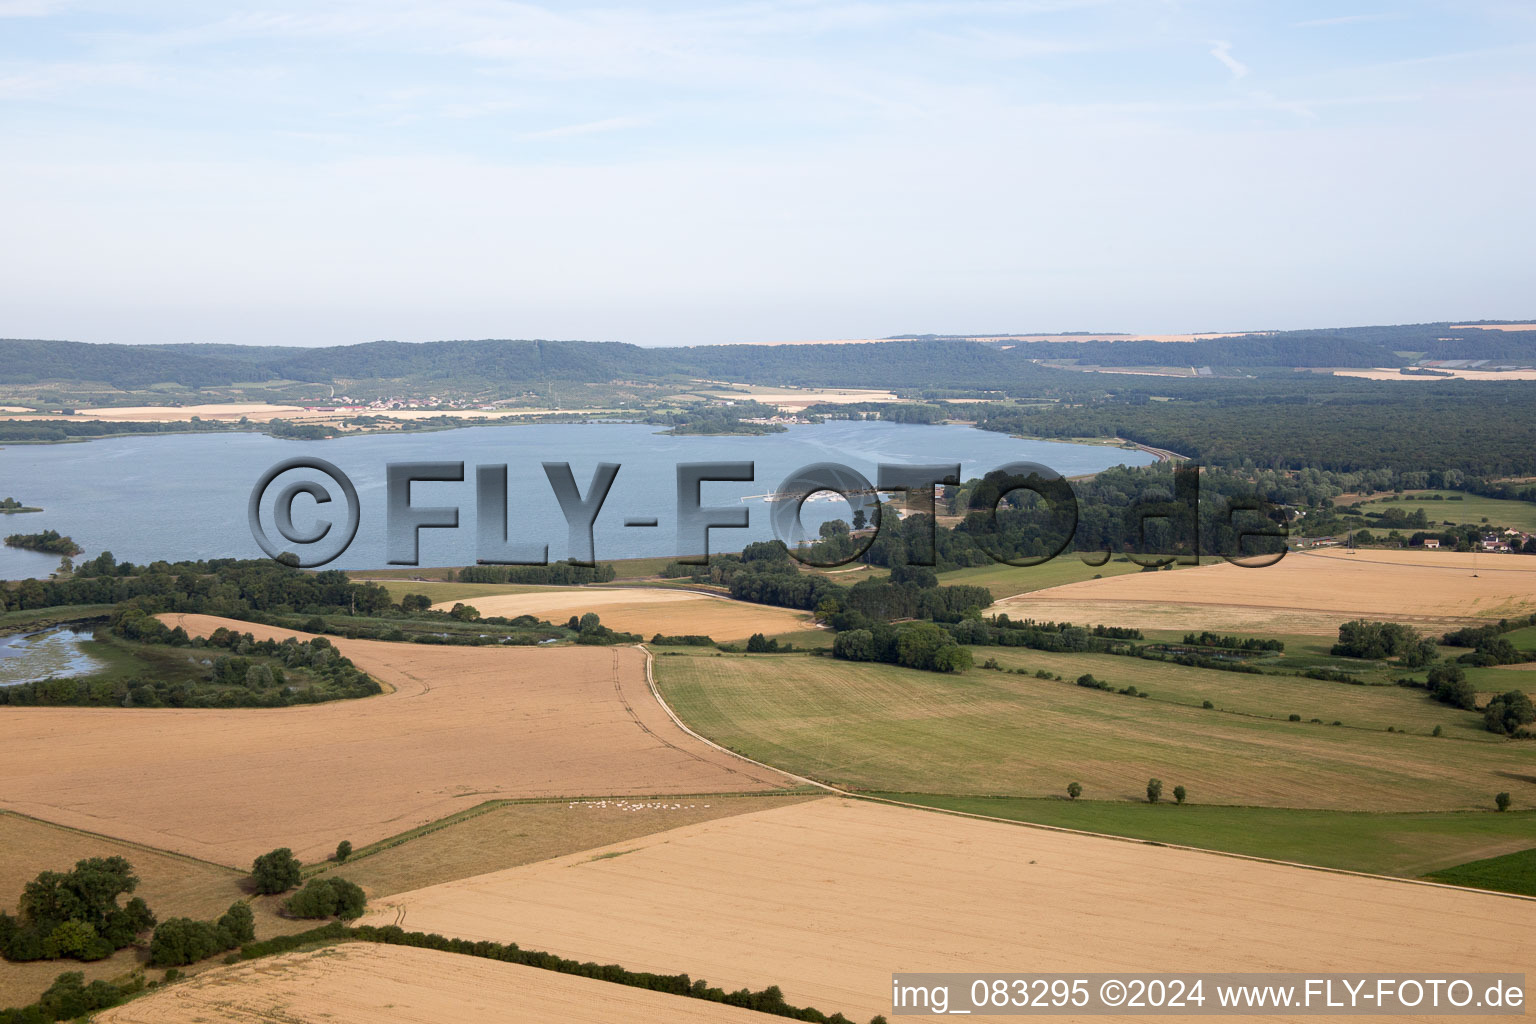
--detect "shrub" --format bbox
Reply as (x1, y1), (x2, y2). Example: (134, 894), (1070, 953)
(1496, 791), (1512, 812)
(335, 841), (353, 863)
(1201, 700), (1214, 709)
(1288, 713), (1301, 722)
(1172, 785), (1186, 805)
(250, 848), (301, 895)
(1066, 782), (1081, 801)
(1432, 725), (1443, 737)
(1146, 778), (1163, 804)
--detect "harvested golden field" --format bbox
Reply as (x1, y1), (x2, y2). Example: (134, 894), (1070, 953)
(431, 586), (812, 641)
(328, 793), (818, 898)
(94, 944), (777, 1024)
(0, 812), (311, 1007)
(0, 615), (793, 866)
(366, 798), (1536, 1023)
(995, 549), (1536, 634)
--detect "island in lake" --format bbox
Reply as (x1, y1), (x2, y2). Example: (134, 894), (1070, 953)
(3, 529), (81, 555)
(0, 497), (42, 514)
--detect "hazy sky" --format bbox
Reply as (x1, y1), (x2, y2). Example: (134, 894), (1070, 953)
(2, 1), (1534, 347)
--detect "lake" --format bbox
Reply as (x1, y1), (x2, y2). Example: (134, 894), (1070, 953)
(0, 627), (103, 686)
(0, 421), (1154, 577)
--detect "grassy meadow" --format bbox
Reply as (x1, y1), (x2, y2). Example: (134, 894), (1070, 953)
(879, 795), (1536, 880)
(1346, 490), (1536, 532)
(653, 649), (1531, 815)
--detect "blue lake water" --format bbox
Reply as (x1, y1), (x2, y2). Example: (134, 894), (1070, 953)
(0, 421), (1153, 577)
(0, 628), (103, 686)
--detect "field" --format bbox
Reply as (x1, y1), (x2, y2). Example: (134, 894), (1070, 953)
(683, 384), (899, 411)
(653, 651), (1532, 813)
(1336, 368), (1536, 381)
(0, 615), (794, 865)
(993, 548), (1536, 634)
(884, 796), (1536, 879)
(322, 793), (817, 898)
(371, 579), (565, 605)
(94, 944), (777, 1024)
(364, 798), (1536, 1023)
(935, 555), (1151, 598)
(429, 587), (813, 641)
(974, 646), (1495, 738)
(1425, 847), (1536, 897)
(0, 812), (311, 1007)
(1344, 490), (1536, 532)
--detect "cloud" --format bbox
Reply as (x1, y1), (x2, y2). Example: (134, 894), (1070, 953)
(520, 114), (652, 140)
(1293, 14), (1399, 29)
(1208, 39), (1249, 79)
(0, 0), (68, 14)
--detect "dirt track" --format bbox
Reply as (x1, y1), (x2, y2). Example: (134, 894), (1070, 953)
(365, 798), (1536, 1023)
(0, 616), (792, 864)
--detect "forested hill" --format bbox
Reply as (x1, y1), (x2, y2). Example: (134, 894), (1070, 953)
(3, 320), (1535, 391)
(975, 379), (1536, 476)
(0, 337), (1068, 391)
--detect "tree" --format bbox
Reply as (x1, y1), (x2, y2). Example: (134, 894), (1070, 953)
(218, 902), (255, 944)
(852, 508), (868, 531)
(335, 840), (353, 863)
(1495, 791), (1512, 812)
(1484, 690), (1536, 735)
(283, 878), (366, 920)
(832, 629), (875, 662)
(1172, 785), (1187, 805)
(3, 857), (151, 963)
(1428, 663), (1476, 710)
(819, 519), (849, 538)
(149, 903), (254, 966)
(1066, 782), (1082, 800)
(1146, 778), (1163, 804)
(42, 920), (104, 960)
(399, 593), (432, 614)
(149, 918), (221, 967)
(895, 622), (957, 671)
(746, 633), (772, 653)
(249, 849), (301, 895)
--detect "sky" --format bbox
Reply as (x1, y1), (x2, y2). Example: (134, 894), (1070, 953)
(2, 1), (1534, 348)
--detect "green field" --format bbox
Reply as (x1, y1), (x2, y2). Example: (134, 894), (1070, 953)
(1424, 846), (1536, 897)
(0, 604), (115, 631)
(1348, 490), (1536, 532)
(654, 650), (1531, 814)
(880, 794), (1536, 879)
(935, 557), (1146, 598)
(1499, 624), (1536, 653)
(975, 647), (1495, 739)
(369, 580), (565, 605)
